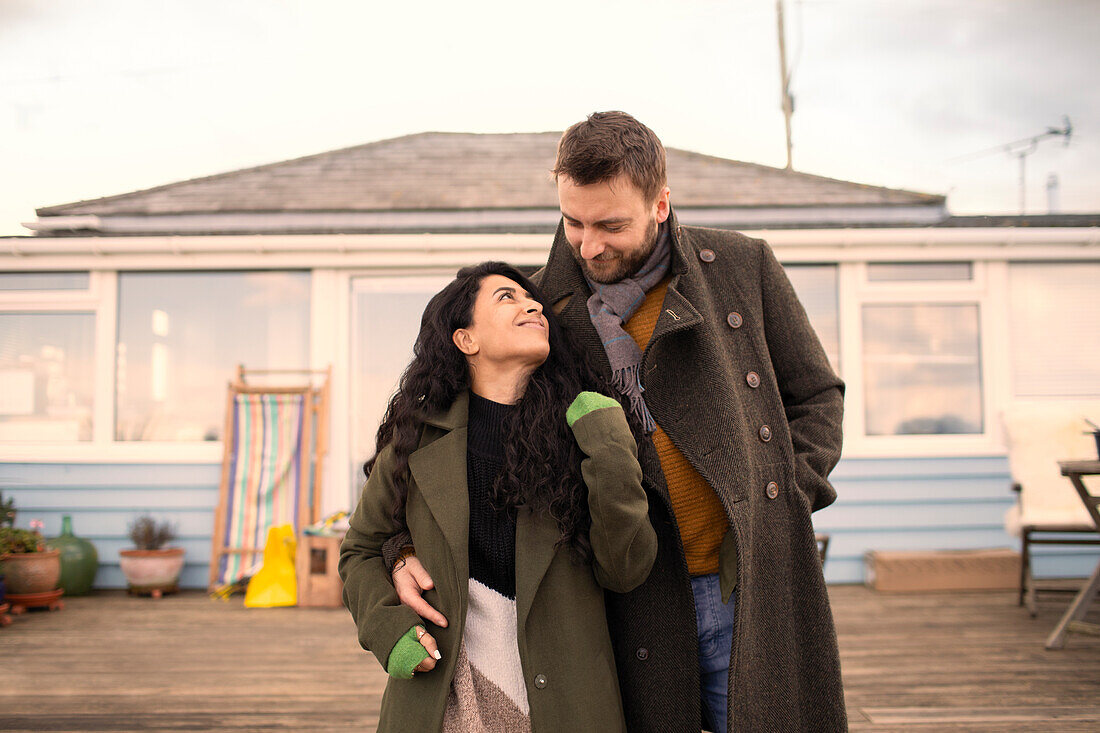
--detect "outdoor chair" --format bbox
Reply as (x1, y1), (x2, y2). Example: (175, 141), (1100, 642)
(1002, 401), (1100, 616)
(816, 533), (830, 565)
(208, 366), (331, 592)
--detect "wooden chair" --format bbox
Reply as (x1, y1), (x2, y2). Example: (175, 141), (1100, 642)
(208, 366), (331, 592)
(1003, 401), (1100, 616)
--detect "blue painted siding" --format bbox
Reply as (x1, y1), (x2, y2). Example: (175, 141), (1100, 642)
(817, 455), (1099, 584)
(2, 454), (1097, 589)
(0, 462), (221, 590)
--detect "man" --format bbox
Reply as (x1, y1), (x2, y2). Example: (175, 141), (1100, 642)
(383, 111), (847, 731)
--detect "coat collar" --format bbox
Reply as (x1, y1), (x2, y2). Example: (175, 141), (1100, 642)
(407, 392), (470, 588)
(421, 390), (469, 432)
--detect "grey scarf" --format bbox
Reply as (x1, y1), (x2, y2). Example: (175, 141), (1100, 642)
(583, 224), (672, 433)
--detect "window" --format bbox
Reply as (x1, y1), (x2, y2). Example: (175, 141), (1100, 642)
(785, 264), (840, 371)
(116, 271), (311, 441)
(867, 262), (972, 282)
(0, 312), (95, 441)
(350, 275), (451, 478)
(1009, 262), (1100, 397)
(848, 259), (991, 447)
(0, 272), (89, 290)
(862, 304), (983, 435)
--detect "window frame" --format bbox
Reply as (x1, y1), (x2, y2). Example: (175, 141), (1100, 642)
(2, 229), (1094, 471)
(0, 271), (109, 450)
(0, 267), (325, 463)
(113, 268), (313, 444)
(837, 260), (1003, 457)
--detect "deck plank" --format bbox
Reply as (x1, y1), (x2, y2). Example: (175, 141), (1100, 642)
(1, 585), (1098, 731)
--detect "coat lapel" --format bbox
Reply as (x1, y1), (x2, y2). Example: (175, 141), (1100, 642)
(514, 508), (561, 634)
(407, 395), (470, 584)
(647, 212), (706, 346)
(646, 277), (703, 346)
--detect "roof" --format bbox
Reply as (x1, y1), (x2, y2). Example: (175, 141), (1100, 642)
(937, 214), (1100, 228)
(37, 131), (944, 217)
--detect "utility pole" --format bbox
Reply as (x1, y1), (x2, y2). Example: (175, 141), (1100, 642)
(777, 0), (794, 171)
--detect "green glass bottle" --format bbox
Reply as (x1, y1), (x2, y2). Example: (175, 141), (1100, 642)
(48, 515), (99, 595)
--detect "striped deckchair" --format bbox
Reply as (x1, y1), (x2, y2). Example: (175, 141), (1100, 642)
(209, 366), (330, 592)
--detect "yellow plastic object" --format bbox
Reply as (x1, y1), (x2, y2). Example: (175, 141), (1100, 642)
(244, 524), (298, 608)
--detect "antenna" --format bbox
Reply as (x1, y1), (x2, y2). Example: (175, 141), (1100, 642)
(950, 116), (1073, 214)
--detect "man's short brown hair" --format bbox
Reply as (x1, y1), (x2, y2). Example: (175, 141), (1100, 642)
(552, 111), (667, 203)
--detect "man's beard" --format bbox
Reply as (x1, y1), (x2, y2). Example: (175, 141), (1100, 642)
(575, 217), (659, 284)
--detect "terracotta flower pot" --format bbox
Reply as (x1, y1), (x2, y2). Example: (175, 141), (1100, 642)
(118, 548), (185, 597)
(2, 549), (62, 595)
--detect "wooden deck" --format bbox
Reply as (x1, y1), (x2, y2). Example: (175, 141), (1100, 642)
(1, 585), (1098, 731)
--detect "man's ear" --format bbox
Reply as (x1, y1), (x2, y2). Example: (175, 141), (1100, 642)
(453, 328), (478, 356)
(655, 185), (671, 224)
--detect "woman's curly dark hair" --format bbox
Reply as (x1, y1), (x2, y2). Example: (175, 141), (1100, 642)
(364, 261), (630, 561)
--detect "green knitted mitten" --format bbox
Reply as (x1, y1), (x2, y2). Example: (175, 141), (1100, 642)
(567, 391), (622, 428)
(386, 626), (429, 679)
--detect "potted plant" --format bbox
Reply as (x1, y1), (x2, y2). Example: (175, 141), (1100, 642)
(0, 521), (62, 596)
(0, 491), (12, 603)
(1, 491), (14, 528)
(118, 515), (185, 598)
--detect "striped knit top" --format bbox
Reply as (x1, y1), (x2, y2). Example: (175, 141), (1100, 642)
(623, 277), (729, 577)
(442, 392), (531, 733)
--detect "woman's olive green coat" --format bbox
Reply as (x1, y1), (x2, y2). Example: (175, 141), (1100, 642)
(339, 392), (657, 732)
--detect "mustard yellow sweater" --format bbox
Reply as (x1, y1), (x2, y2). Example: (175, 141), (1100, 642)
(623, 278), (727, 576)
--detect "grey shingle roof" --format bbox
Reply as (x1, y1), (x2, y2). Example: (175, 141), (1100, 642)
(37, 131), (943, 217)
(937, 214), (1100, 228)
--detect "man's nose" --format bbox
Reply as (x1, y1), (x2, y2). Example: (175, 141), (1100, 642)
(578, 232), (606, 261)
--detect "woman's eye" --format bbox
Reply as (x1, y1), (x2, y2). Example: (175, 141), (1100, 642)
(499, 292), (513, 300)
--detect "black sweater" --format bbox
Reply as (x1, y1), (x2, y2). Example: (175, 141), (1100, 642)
(466, 392), (517, 600)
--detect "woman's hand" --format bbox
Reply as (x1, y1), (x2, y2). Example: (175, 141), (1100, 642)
(393, 553), (449, 628)
(387, 624), (443, 679)
(412, 626), (441, 673)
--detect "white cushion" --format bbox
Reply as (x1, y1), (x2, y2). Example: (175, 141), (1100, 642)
(1002, 400), (1100, 535)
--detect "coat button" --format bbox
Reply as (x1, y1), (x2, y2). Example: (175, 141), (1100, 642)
(766, 481), (779, 499)
(727, 312), (743, 329)
(636, 647), (649, 661)
(534, 673), (547, 689)
(746, 371), (760, 388)
(759, 425), (772, 442)
(699, 249), (716, 263)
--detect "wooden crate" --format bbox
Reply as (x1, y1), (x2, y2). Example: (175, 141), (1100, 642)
(296, 532), (346, 608)
(864, 548), (1021, 592)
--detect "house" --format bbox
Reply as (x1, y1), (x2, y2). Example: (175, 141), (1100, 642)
(2, 132), (1098, 587)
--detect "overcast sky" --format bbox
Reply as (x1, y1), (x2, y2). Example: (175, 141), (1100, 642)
(2, 0), (1097, 236)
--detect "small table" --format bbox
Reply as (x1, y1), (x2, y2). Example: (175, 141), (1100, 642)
(1045, 459), (1100, 649)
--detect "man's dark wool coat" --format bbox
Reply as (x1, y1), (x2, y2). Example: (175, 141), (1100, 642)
(533, 209), (848, 732)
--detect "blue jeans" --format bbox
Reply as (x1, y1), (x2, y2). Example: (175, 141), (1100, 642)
(691, 573), (736, 733)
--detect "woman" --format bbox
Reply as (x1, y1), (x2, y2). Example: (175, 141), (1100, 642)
(339, 261), (657, 732)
